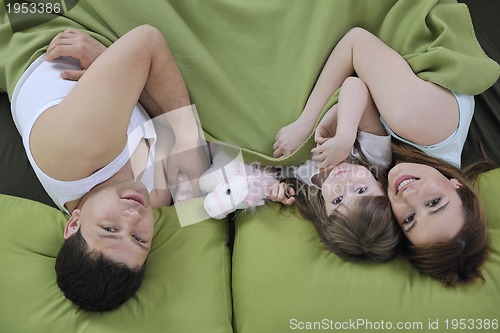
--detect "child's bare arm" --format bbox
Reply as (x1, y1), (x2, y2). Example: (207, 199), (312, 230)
(314, 104), (338, 143)
(357, 98), (386, 136)
(312, 77), (383, 171)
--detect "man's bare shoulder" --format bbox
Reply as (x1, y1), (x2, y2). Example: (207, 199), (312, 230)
(29, 106), (125, 181)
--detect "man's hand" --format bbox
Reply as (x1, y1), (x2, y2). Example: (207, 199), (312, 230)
(45, 28), (107, 80)
(166, 143), (211, 197)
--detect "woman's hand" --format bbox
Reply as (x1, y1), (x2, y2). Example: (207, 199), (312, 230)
(273, 117), (315, 158)
(45, 28), (107, 80)
(266, 181), (295, 206)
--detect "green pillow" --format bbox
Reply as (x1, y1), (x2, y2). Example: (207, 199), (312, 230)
(0, 195), (232, 333)
(232, 168), (500, 333)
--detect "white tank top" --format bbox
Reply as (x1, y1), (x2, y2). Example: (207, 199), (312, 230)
(380, 92), (474, 169)
(11, 55), (157, 214)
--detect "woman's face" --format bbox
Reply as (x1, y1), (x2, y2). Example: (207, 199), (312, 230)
(322, 162), (384, 215)
(64, 180), (154, 268)
(387, 163), (463, 246)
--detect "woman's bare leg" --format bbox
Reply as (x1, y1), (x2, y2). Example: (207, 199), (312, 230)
(274, 27), (458, 157)
(306, 27), (458, 145)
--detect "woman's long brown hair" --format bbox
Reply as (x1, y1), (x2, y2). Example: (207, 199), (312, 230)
(392, 143), (496, 285)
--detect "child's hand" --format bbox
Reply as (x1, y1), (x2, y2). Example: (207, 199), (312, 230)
(266, 182), (295, 206)
(273, 117), (315, 158)
(46, 28), (107, 80)
(314, 105), (338, 144)
(311, 135), (353, 172)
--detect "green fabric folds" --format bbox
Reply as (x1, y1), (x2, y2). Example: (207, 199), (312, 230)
(0, 0), (498, 164)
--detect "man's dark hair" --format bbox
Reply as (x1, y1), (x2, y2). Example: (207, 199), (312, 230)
(55, 229), (146, 311)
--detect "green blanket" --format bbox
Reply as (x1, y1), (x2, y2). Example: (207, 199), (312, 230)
(0, 0), (498, 166)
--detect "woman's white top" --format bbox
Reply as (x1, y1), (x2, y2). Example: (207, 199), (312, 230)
(380, 92), (474, 169)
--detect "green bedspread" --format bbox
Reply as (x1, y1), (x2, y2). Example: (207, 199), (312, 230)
(0, 0), (498, 166)
(1, 2), (500, 332)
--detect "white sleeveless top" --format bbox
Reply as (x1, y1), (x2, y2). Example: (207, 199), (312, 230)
(380, 92), (474, 169)
(11, 55), (157, 214)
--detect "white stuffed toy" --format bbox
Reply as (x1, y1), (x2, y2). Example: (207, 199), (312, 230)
(198, 148), (279, 219)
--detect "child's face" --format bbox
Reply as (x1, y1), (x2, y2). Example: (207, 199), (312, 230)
(321, 162), (384, 215)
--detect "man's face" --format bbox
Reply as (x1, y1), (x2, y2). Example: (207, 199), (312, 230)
(64, 180), (154, 268)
